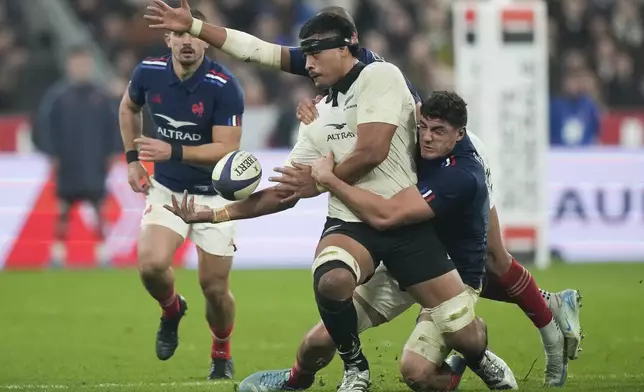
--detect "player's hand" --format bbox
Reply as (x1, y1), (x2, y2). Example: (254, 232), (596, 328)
(269, 162), (320, 203)
(145, 0), (193, 33)
(296, 95), (323, 125)
(135, 136), (172, 162)
(311, 152), (336, 186)
(127, 161), (152, 194)
(164, 190), (214, 223)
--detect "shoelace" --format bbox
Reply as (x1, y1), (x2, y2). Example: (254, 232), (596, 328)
(260, 370), (289, 387)
(480, 356), (505, 383)
(339, 367), (368, 391)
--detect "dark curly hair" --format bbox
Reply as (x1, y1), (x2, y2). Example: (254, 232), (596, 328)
(298, 13), (359, 56)
(420, 91), (468, 129)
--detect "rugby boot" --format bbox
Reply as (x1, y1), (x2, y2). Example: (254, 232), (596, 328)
(155, 295), (188, 360)
(444, 355), (468, 390)
(337, 364), (370, 392)
(543, 289), (584, 360)
(238, 368), (315, 391)
(541, 319), (568, 386)
(208, 357), (234, 380)
(465, 350), (518, 390)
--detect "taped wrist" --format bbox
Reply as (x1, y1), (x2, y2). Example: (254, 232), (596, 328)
(189, 18), (203, 36)
(212, 207), (230, 223)
(221, 28), (282, 68)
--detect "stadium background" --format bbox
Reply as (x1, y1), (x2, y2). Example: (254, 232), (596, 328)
(1, 0), (643, 391)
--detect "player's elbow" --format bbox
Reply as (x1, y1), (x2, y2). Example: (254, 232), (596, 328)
(369, 213), (398, 231)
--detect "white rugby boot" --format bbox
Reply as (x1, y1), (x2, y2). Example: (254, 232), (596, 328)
(541, 289), (584, 360)
(469, 350), (518, 390)
(539, 319), (568, 386)
(336, 365), (370, 392)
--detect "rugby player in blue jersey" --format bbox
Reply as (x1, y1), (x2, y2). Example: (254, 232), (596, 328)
(119, 8), (243, 380)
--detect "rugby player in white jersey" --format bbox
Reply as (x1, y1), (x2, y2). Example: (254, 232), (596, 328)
(164, 12), (515, 392)
(144, 5), (583, 380)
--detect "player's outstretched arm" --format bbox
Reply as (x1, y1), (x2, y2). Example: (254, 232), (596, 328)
(164, 187), (298, 224)
(145, 0), (291, 72)
(312, 153), (433, 230)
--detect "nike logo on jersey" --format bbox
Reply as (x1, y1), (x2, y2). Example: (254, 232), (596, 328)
(154, 114), (197, 129)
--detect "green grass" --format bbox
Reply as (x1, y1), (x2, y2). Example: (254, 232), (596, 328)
(0, 263), (643, 391)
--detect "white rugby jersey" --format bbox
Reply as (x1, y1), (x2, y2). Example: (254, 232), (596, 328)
(286, 61), (418, 222)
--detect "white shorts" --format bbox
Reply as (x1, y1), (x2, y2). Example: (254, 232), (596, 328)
(354, 263), (416, 330)
(141, 178), (237, 256)
(468, 132), (496, 209)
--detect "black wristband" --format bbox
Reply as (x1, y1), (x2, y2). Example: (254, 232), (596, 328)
(125, 150), (139, 164)
(170, 143), (183, 161)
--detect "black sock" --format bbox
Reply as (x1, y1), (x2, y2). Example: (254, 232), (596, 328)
(465, 348), (487, 371)
(316, 293), (369, 371)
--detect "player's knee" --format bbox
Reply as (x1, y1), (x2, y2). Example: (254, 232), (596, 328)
(399, 351), (442, 391)
(425, 291), (484, 354)
(312, 247), (359, 301)
(137, 244), (172, 277)
(199, 274), (230, 302)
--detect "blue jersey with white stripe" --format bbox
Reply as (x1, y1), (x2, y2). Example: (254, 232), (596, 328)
(288, 46), (421, 103)
(128, 54), (244, 195)
(416, 135), (489, 289)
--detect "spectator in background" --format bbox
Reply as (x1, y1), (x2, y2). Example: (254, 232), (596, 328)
(34, 46), (121, 268)
(550, 70), (601, 146)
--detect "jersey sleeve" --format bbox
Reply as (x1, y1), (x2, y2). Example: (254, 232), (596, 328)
(127, 64), (147, 106)
(284, 125), (321, 167)
(288, 47), (309, 76)
(212, 75), (245, 127)
(417, 167), (477, 217)
(356, 62), (409, 126)
(359, 48), (422, 103)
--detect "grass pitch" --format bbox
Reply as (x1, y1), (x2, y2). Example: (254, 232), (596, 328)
(0, 263), (643, 391)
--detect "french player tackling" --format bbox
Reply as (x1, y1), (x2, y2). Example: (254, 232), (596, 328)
(118, 9), (243, 380)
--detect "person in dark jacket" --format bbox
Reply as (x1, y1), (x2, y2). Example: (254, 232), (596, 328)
(34, 45), (121, 267)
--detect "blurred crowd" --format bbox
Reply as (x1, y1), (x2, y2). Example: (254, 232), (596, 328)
(2, 0), (644, 145)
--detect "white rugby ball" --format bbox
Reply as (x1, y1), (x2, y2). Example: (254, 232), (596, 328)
(212, 150), (262, 201)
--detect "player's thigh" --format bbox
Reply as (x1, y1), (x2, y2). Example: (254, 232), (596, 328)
(314, 218), (379, 284)
(354, 263), (415, 332)
(403, 286), (480, 367)
(139, 181), (190, 270)
(485, 205), (513, 276)
(382, 221), (458, 308)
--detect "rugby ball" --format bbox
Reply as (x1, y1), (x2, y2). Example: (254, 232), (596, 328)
(212, 150), (262, 201)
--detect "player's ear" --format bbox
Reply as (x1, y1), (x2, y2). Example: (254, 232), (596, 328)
(457, 127), (466, 141)
(164, 33), (171, 48)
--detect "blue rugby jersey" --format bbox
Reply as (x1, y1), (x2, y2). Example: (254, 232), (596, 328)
(416, 135), (490, 289)
(288, 46), (422, 103)
(128, 54), (244, 195)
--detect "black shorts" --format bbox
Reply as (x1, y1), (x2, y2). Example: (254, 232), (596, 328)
(57, 191), (105, 217)
(321, 217), (455, 288)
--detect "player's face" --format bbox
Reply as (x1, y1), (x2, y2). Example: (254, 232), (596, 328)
(166, 31), (208, 66)
(417, 117), (465, 160)
(304, 35), (349, 88)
